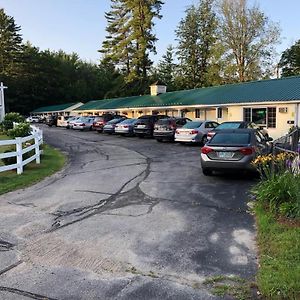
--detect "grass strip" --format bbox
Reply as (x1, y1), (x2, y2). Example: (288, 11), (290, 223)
(0, 144), (66, 195)
(255, 203), (300, 299)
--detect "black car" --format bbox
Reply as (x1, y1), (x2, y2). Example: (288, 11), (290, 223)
(207, 121), (269, 141)
(46, 115), (58, 127)
(153, 117), (192, 142)
(133, 115), (170, 137)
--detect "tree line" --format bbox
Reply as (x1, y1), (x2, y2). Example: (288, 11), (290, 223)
(0, 0), (299, 115)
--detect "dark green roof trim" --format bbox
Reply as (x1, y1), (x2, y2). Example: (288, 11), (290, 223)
(76, 76), (300, 111)
(32, 102), (80, 113)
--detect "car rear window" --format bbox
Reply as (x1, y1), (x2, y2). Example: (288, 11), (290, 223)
(183, 121), (202, 129)
(216, 122), (242, 129)
(156, 119), (172, 125)
(108, 118), (124, 124)
(209, 133), (251, 145)
(120, 119), (136, 124)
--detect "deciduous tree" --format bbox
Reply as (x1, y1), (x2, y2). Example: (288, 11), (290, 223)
(279, 40), (300, 77)
(218, 0), (280, 82)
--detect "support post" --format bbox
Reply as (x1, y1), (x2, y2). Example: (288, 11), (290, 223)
(34, 133), (41, 164)
(16, 137), (23, 175)
(0, 82), (8, 122)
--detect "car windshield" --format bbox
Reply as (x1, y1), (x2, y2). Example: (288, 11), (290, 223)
(183, 121), (202, 129)
(210, 132), (251, 145)
(216, 122), (243, 129)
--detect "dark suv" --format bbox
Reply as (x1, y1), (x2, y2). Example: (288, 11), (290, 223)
(46, 115), (58, 127)
(93, 114), (123, 133)
(133, 115), (170, 137)
(153, 117), (192, 142)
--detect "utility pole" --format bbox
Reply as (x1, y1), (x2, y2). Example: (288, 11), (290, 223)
(0, 82), (8, 122)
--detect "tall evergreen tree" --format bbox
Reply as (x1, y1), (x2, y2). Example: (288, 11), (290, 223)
(101, 0), (163, 93)
(100, 0), (133, 75)
(176, 0), (217, 89)
(156, 45), (177, 90)
(0, 8), (23, 76)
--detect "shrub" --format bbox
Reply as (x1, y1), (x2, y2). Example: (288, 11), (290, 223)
(7, 123), (31, 138)
(252, 153), (300, 219)
(1, 112), (25, 131)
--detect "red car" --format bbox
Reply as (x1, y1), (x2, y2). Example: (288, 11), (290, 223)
(93, 114), (123, 133)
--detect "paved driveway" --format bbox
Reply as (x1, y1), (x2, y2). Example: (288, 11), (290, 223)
(0, 126), (257, 299)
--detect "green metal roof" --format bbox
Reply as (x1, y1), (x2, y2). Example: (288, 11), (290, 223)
(75, 76), (300, 111)
(32, 102), (79, 113)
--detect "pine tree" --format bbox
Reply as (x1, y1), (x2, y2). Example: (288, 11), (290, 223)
(100, 0), (132, 75)
(176, 0), (217, 89)
(156, 45), (177, 90)
(0, 8), (23, 76)
(100, 0), (164, 93)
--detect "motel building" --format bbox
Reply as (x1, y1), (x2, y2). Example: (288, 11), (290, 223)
(33, 76), (300, 139)
(31, 102), (83, 117)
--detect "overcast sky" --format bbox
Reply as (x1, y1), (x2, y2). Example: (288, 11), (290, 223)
(0, 0), (299, 64)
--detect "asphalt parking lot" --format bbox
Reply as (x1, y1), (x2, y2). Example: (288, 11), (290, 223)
(0, 126), (258, 299)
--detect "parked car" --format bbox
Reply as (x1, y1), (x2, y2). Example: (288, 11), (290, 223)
(200, 129), (273, 176)
(153, 117), (192, 142)
(103, 117), (127, 134)
(57, 115), (72, 127)
(26, 116), (40, 123)
(92, 114), (124, 133)
(45, 115), (58, 127)
(174, 120), (219, 144)
(115, 118), (138, 136)
(207, 121), (268, 141)
(66, 116), (81, 129)
(72, 117), (95, 131)
(133, 115), (170, 137)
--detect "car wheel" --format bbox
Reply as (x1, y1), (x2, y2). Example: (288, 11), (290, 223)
(202, 168), (212, 176)
(89, 126), (92, 131)
(201, 135), (208, 145)
(156, 139), (163, 142)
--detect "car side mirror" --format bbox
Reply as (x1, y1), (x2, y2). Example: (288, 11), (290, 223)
(267, 137), (273, 142)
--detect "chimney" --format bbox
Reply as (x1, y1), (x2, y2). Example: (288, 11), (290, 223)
(150, 81), (167, 96)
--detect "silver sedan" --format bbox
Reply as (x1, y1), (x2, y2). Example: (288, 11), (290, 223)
(174, 120), (219, 144)
(72, 117), (95, 131)
(200, 129), (273, 176)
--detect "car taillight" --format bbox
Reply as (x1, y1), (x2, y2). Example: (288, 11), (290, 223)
(207, 132), (214, 137)
(201, 146), (213, 154)
(239, 147), (254, 155)
(80, 123), (85, 126)
(175, 130), (180, 134)
(190, 130), (198, 134)
(123, 125), (129, 128)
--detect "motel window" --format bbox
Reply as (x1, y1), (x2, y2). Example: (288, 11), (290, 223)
(243, 107), (276, 128)
(217, 107), (223, 119)
(195, 109), (200, 118)
(267, 107), (276, 128)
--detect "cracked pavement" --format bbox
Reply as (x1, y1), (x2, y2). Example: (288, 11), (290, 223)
(0, 125), (258, 299)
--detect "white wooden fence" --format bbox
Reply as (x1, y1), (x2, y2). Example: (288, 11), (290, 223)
(0, 125), (43, 174)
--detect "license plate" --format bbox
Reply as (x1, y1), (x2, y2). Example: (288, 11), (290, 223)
(137, 125), (145, 128)
(218, 152), (234, 159)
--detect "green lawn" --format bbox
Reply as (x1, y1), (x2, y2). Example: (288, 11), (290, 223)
(255, 203), (300, 299)
(0, 139), (66, 195)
